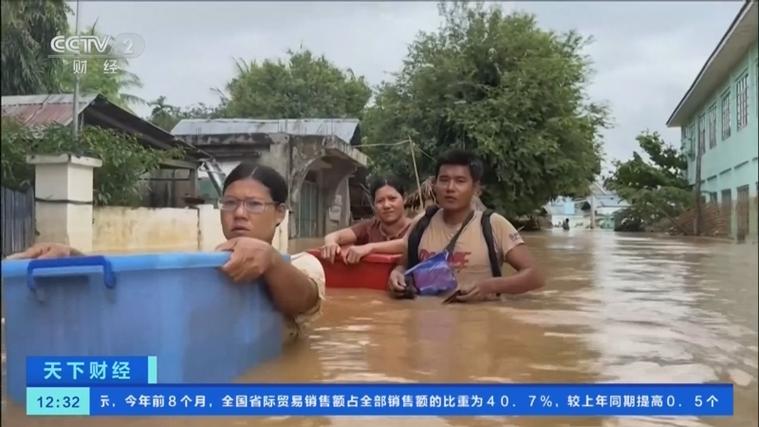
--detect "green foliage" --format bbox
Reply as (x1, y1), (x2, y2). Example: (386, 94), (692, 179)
(1, 0), (69, 95)
(147, 96), (226, 132)
(59, 23), (145, 111)
(362, 2), (608, 216)
(606, 131), (689, 191)
(1, 119), (183, 206)
(0, 5), (143, 111)
(0, 118), (34, 189)
(224, 49), (372, 119)
(605, 130), (692, 231)
(147, 96), (182, 132)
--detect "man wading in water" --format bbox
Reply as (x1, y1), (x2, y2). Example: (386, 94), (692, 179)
(388, 150), (545, 302)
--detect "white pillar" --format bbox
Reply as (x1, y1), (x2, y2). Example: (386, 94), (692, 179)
(27, 154), (102, 252)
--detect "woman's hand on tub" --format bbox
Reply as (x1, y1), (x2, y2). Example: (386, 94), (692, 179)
(5, 243), (83, 260)
(319, 242), (342, 264)
(216, 237), (278, 283)
(343, 244), (373, 264)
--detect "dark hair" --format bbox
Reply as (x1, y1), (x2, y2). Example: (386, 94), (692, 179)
(223, 162), (288, 204)
(369, 176), (405, 200)
(435, 149), (484, 182)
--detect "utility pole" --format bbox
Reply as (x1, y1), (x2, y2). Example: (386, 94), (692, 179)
(72, 0), (81, 142)
(694, 120), (704, 235)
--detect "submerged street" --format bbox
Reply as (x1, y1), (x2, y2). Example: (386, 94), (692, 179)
(4, 231), (757, 427)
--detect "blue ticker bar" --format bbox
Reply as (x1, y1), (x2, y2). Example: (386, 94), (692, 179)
(24, 383), (732, 416)
(27, 356), (155, 386)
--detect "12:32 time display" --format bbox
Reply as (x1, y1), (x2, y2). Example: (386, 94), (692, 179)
(36, 395), (81, 408)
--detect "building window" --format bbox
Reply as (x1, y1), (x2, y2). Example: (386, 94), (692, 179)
(708, 104), (717, 149)
(736, 72), (749, 130)
(709, 192), (718, 204)
(721, 91), (731, 140)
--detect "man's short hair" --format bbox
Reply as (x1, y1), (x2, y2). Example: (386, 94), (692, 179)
(435, 149), (484, 182)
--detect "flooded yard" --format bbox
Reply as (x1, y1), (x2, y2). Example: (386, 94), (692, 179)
(3, 231), (757, 426)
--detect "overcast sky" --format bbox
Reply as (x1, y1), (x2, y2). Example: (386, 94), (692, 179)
(68, 1), (743, 170)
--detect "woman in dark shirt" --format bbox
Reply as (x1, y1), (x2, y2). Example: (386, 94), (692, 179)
(320, 176), (411, 264)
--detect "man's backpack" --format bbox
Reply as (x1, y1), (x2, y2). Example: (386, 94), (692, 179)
(406, 206), (502, 277)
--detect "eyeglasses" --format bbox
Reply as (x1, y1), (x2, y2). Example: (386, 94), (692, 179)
(219, 197), (279, 214)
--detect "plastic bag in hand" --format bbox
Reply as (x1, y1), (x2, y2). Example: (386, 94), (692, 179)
(404, 251), (458, 296)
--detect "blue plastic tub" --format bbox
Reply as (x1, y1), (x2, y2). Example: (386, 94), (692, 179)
(1, 252), (284, 403)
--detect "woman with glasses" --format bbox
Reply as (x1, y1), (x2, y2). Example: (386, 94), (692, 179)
(8, 162), (325, 342)
(319, 176), (411, 264)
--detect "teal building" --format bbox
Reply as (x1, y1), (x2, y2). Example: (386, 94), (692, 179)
(667, 1), (758, 241)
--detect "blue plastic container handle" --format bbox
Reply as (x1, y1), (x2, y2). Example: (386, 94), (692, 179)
(26, 256), (116, 291)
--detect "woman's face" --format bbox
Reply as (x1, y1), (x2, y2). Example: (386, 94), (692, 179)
(220, 178), (285, 242)
(373, 185), (405, 224)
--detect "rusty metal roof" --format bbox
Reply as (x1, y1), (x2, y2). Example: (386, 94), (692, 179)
(1, 94), (98, 126)
(2, 93), (203, 163)
(171, 118), (361, 146)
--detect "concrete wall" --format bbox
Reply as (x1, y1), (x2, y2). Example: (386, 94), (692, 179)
(28, 154), (293, 256)
(93, 207), (199, 253)
(91, 205), (289, 254)
(35, 204), (94, 250)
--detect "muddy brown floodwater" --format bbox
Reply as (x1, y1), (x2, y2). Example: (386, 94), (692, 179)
(2, 231), (757, 427)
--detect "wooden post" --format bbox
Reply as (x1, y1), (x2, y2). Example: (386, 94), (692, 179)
(408, 138), (424, 213)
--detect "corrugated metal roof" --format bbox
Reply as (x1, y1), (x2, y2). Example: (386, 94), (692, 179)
(595, 194), (629, 208)
(2, 93), (202, 162)
(1, 94), (98, 126)
(171, 118), (360, 145)
(589, 181), (610, 196)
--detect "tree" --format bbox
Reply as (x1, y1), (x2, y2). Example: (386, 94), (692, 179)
(148, 96), (183, 132)
(1, 0), (69, 95)
(59, 23), (145, 111)
(147, 97), (227, 132)
(604, 131), (692, 232)
(362, 2), (608, 217)
(1, 118), (183, 206)
(223, 49), (371, 119)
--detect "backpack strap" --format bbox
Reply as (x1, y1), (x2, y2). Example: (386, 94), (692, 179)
(481, 209), (502, 277)
(406, 206), (440, 269)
